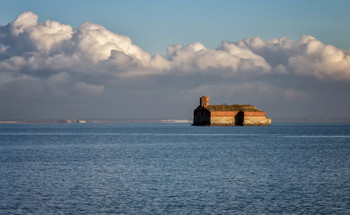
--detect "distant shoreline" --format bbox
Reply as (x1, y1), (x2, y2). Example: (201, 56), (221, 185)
(1, 118), (350, 124)
(0, 119), (192, 124)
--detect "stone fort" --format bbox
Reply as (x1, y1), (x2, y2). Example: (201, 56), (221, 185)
(193, 96), (271, 126)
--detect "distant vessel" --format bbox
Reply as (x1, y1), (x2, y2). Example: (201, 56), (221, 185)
(58, 119), (87, 123)
(193, 96), (271, 126)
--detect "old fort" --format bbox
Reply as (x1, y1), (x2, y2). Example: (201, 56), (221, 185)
(193, 96), (271, 126)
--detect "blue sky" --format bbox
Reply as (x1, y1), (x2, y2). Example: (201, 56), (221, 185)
(1, 0), (350, 120)
(1, 0), (349, 55)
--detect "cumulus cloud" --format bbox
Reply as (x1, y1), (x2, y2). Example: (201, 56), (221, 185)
(0, 11), (349, 119)
(237, 35), (350, 80)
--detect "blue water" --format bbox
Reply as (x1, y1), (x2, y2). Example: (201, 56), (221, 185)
(0, 123), (350, 214)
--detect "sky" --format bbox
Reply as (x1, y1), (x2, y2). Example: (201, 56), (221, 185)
(0, 0), (350, 120)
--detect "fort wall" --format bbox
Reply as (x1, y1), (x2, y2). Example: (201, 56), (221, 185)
(211, 111), (238, 117)
(243, 112), (266, 117)
(193, 116), (210, 125)
(210, 117), (236, 125)
(242, 117), (271, 126)
(193, 96), (271, 126)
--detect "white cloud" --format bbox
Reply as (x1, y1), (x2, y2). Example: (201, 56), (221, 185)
(238, 35), (350, 80)
(288, 41), (350, 80)
(166, 42), (270, 74)
(1, 11), (350, 119)
(2, 11), (350, 80)
(10, 11), (38, 36)
(29, 19), (72, 53)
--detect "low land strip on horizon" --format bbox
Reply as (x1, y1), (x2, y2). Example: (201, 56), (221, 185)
(1, 118), (350, 124)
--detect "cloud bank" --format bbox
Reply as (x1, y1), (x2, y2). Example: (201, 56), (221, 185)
(1, 12), (349, 119)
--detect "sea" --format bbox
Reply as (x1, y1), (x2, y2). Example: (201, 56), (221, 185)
(0, 123), (350, 214)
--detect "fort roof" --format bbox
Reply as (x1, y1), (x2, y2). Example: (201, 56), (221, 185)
(205, 104), (263, 112)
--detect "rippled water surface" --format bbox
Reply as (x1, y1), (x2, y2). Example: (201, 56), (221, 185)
(1, 123), (350, 214)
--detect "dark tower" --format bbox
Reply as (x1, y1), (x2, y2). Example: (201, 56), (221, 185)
(200, 96), (209, 107)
